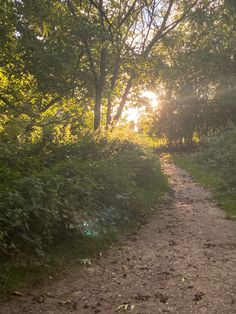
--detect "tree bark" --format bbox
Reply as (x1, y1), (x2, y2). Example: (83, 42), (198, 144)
(94, 46), (107, 130)
(111, 71), (136, 126)
(94, 0), (107, 131)
(106, 54), (121, 128)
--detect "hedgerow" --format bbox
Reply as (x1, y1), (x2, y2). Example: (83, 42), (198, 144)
(0, 133), (168, 259)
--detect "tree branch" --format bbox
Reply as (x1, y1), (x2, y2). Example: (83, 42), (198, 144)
(143, 0), (175, 56)
(117, 0), (138, 28)
(143, 0), (199, 56)
(87, 0), (114, 39)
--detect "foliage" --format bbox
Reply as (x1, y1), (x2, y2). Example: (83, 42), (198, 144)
(0, 0), (208, 134)
(148, 0), (236, 147)
(0, 133), (169, 259)
(149, 89), (236, 147)
(174, 126), (236, 217)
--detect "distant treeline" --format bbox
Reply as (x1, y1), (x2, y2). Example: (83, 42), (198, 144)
(150, 89), (236, 149)
(145, 0), (236, 148)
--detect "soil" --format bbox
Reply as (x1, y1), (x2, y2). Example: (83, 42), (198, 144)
(0, 159), (235, 314)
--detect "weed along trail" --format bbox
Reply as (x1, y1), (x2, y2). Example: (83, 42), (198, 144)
(1, 159), (236, 314)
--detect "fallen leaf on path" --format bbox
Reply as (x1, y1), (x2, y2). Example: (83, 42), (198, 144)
(13, 291), (23, 296)
(32, 295), (45, 304)
(135, 293), (150, 301)
(116, 304), (128, 311)
(159, 294), (169, 303)
(58, 299), (72, 305)
(116, 304), (135, 312)
(78, 258), (91, 265)
(187, 285), (194, 289)
(130, 305), (135, 311)
(138, 265), (148, 270)
(193, 292), (204, 302)
(58, 300), (78, 310)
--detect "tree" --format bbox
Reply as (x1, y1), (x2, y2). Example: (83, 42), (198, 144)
(0, 0), (219, 142)
(66, 0), (203, 130)
(147, 0), (236, 146)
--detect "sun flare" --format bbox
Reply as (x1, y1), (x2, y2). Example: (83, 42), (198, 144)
(141, 90), (158, 109)
(125, 90), (158, 123)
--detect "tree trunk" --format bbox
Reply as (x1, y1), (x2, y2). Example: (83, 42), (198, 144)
(106, 54), (120, 128)
(111, 71), (136, 127)
(94, 47), (107, 131)
(93, 0), (107, 131)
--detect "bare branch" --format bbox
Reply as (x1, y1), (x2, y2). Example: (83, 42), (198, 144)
(40, 97), (61, 113)
(143, 0), (175, 56)
(117, 0), (138, 28)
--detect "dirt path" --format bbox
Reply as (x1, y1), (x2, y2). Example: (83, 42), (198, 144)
(1, 160), (236, 314)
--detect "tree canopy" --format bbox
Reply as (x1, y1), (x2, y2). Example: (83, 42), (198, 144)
(2, 0), (224, 142)
(147, 0), (236, 146)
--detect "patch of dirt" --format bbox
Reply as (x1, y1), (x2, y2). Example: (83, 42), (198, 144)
(1, 159), (236, 313)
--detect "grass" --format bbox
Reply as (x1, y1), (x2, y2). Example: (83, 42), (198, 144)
(173, 154), (236, 219)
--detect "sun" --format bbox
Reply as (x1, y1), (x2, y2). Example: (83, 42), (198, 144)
(125, 90), (158, 123)
(125, 107), (140, 122)
(141, 90), (158, 109)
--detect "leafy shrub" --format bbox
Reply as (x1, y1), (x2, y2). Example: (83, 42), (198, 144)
(0, 133), (168, 258)
(174, 125), (236, 216)
(192, 125), (236, 194)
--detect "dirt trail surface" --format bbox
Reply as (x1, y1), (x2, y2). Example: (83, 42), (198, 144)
(1, 160), (236, 314)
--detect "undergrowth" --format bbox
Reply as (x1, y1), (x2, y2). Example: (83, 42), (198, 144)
(0, 131), (169, 296)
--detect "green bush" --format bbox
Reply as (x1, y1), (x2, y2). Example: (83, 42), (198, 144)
(193, 126), (236, 194)
(0, 134), (168, 259)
